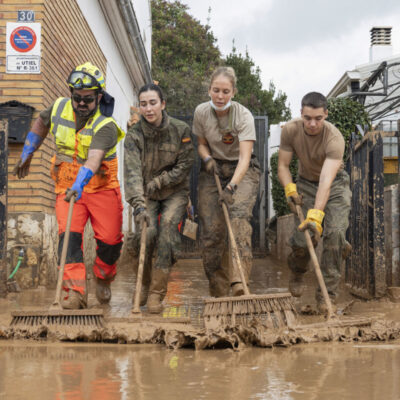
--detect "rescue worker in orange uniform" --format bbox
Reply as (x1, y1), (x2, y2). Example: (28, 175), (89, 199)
(13, 62), (125, 309)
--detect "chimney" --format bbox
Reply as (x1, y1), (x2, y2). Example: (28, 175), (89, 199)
(369, 26), (393, 62)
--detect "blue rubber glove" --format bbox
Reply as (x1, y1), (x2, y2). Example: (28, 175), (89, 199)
(13, 131), (43, 179)
(21, 131), (42, 163)
(65, 166), (94, 202)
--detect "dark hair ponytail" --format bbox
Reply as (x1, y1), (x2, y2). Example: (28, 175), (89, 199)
(138, 83), (165, 102)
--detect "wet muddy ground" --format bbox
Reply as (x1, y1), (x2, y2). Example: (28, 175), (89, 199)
(1, 256), (400, 398)
(2, 256), (400, 328)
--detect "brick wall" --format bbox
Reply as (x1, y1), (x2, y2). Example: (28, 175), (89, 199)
(0, 0), (106, 214)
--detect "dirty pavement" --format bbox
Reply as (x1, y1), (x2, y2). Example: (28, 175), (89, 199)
(1, 256), (400, 399)
(1, 256), (400, 345)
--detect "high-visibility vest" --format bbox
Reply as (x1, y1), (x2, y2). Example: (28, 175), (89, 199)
(49, 97), (125, 194)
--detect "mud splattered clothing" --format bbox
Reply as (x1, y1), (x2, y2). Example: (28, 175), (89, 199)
(56, 190), (123, 295)
(124, 112), (194, 209)
(193, 101), (259, 297)
(124, 112), (195, 298)
(198, 161), (260, 296)
(281, 118), (350, 300)
(42, 98), (124, 296)
(288, 171), (351, 299)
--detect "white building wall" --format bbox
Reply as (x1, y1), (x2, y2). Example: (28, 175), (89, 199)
(133, 0), (152, 61)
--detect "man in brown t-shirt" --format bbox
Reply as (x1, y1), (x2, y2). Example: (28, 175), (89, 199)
(278, 92), (351, 313)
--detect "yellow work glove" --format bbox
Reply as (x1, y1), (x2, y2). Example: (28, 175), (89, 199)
(284, 183), (303, 214)
(298, 209), (325, 243)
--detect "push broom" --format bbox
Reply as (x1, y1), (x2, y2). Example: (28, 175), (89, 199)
(10, 194), (104, 330)
(121, 219), (190, 324)
(203, 174), (297, 330)
(295, 204), (372, 328)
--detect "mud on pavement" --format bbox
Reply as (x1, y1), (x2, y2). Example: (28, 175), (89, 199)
(1, 258), (400, 350)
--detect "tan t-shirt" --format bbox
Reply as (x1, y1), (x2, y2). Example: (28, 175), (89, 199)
(193, 101), (256, 161)
(280, 118), (344, 181)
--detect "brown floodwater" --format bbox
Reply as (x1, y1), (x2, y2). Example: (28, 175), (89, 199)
(0, 341), (399, 399)
(1, 256), (400, 398)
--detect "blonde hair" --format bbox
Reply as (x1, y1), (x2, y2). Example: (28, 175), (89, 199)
(210, 66), (237, 92)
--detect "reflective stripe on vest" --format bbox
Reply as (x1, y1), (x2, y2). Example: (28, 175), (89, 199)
(50, 97), (125, 161)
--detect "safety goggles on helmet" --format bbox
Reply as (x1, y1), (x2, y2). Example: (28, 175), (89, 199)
(67, 71), (101, 90)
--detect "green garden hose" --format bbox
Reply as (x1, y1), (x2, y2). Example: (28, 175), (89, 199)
(8, 248), (24, 280)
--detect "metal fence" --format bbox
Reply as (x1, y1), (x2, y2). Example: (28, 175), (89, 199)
(346, 129), (400, 298)
(173, 114), (269, 257)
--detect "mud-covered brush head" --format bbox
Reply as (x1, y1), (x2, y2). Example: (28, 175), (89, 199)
(203, 293), (297, 330)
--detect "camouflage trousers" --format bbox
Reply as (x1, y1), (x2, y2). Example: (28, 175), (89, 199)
(126, 190), (188, 298)
(288, 170), (351, 299)
(198, 160), (260, 297)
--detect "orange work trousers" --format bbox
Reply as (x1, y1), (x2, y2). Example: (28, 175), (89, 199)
(55, 188), (123, 295)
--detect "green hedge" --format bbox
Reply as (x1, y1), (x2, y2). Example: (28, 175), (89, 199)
(270, 151), (298, 217)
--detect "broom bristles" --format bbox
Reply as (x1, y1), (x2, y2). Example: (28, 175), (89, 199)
(10, 310), (105, 329)
(203, 293), (297, 329)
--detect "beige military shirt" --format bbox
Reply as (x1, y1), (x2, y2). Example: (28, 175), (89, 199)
(193, 101), (256, 161)
(280, 118), (345, 181)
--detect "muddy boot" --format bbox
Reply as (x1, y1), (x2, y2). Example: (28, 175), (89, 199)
(316, 298), (338, 316)
(61, 289), (87, 309)
(287, 248), (309, 297)
(231, 282), (244, 296)
(289, 271), (306, 297)
(316, 291), (337, 315)
(147, 269), (169, 314)
(95, 277), (112, 304)
(139, 285), (149, 307)
(146, 293), (163, 314)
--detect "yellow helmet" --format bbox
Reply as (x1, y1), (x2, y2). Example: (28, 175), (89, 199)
(67, 62), (105, 91)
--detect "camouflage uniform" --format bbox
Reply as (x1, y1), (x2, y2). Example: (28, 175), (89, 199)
(288, 170), (351, 300)
(124, 112), (195, 299)
(198, 158), (260, 297)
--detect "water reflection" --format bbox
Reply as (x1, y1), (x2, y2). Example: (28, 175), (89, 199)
(0, 342), (399, 399)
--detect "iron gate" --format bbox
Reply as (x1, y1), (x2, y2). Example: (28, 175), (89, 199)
(346, 131), (387, 298)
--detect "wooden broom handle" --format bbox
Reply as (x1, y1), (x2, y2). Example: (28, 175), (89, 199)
(214, 173), (250, 296)
(296, 205), (335, 319)
(132, 221), (148, 314)
(52, 194), (76, 308)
